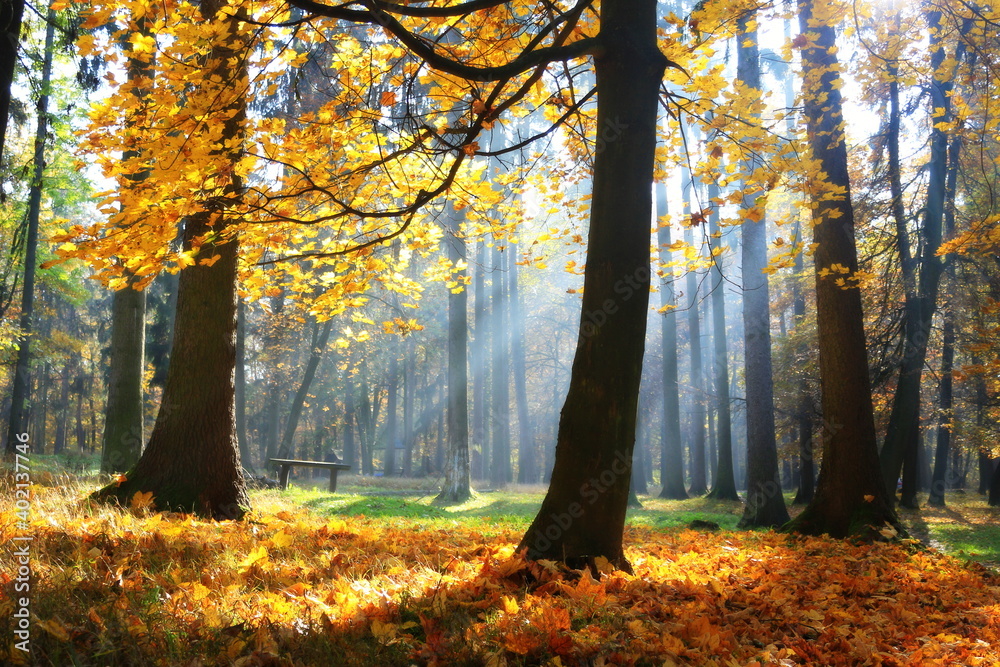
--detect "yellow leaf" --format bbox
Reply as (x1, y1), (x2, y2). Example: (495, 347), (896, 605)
(130, 491), (155, 511)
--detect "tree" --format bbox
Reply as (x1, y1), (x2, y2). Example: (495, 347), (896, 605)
(878, 7), (971, 508)
(705, 178), (738, 502)
(100, 15), (155, 474)
(4, 9), (54, 456)
(437, 205), (472, 502)
(655, 179), (687, 500)
(0, 0), (24, 166)
(784, 0), (900, 538)
(735, 10), (788, 528)
(92, 0), (250, 517)
(517, 0), (668, 571)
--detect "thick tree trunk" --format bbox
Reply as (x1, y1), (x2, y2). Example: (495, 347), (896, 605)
(656, 181), (687, 499)
(101, 285), (146, 473)
(784, 0), (900, 538)
(437, 205), (472, 502)
(4, 11), (53, 455)
(517, 0), (666, 571)
(91, 0), (249, 518)
(706, 181), (738, 501)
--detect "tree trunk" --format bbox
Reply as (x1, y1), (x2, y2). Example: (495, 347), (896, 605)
(91, 0), (249, 518)
(235, 300), (254, 472)
(879, 8), (956, 508)
(4, 10), (53, 455)
(791, 221), (815, 505)
(927, 311), (953, 507)
(735, 11), (788, 528)
(0, 0), (24, 165)
(490, 243), (512, 485)
(437, 205), (472, 502)
(385, 344), (399, 476)
(784, 0), (900, 538)
(263, 292), (285, 465)
(511, 240), (537, 483)
(472, 239), (489, 480)
(101, 285), (146, 473)
(343, 365), (357, 469)
(706, 180), (738, 501)
(277, 318), (333, 459)
(517, 0), (666, 571)
(685, 221), (708, 496)
(656, 180), (687, 499)
(402, 336), (415, 476)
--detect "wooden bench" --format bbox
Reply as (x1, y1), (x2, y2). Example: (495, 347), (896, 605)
(269, 459), (351, 492)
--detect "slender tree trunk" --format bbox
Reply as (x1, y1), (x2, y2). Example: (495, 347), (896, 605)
(437, 205), (472, 502)
(792, 220), (815, 505)
(4, 10), (53, 455)
(385, 346), (399, 476)
(510, 241), (536, 483)
(235, 300), (254, 472)
(490, 244), (512, 485)
(472, 239), (489, 480)
(706, 180), (738, 501)
(277, 318), (333, 459)
(343, 365), (356, 470)
(927, 311), (953, 506)
(656, 180), (687, 499)
(784, 0), (900, 538)
(685, 221), (708, 496)
(91, 0), (250, 518)
(518, 0), (666, 571)
(879, 9), (957, 507)
(735, 11), (788, 527)
(402, 336), (415, 476)
(263, 292), (285, 465)
(101, 15), (153, 474)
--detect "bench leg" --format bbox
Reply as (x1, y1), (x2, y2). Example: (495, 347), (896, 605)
(278, 465), (290, 490)
(329, 470), (339, 493)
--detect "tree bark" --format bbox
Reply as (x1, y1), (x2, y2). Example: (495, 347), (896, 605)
(472, 238), (489, 480)
(101, 285), (146, 473)
(437, 205), (472, 502)
(235, 300), (254, 472)
(879, 8), (956, 507)
(0, 0), (24, 166)
(705, 180), (738, 501)
(91, 0), (249, 518)
(784, 0), (900, 538)
(517, 0), (666, 571)
(490, 243), (512, 485)
(510, 240), (537, 483)
(685, 221), (708, 496)
(791, 220), (815, 505)
(277, 318), (333, 459)
(735, 11), (788, 527)
(655, 180), (687, 499)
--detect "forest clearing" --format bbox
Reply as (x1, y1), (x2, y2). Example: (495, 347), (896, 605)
(4, 0), (1000, 664)
(2, 470), (1000, 666)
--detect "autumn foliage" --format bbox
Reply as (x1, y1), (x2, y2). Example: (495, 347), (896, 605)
(2, 482), (999, 666)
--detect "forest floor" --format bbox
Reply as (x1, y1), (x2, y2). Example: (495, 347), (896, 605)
(2, 467), (1000, 666)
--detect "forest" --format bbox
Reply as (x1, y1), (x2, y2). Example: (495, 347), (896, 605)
(2, 0), (1000, 664)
